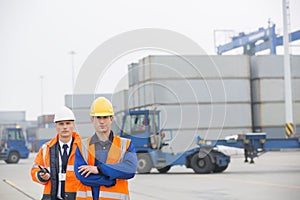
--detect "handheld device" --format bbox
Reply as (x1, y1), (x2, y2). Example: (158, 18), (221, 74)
(38, 165), (47, 173)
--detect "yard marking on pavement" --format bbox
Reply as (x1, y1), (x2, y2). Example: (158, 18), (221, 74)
(3, 179), (37, 200)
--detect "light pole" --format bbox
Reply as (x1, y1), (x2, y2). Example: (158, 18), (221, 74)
(69, 50), (76, 109)
(282, 0), (294, 138)
(69, 50), (76, 93)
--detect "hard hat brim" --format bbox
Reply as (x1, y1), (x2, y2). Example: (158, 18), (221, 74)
(54, 118), (75, 123)
(90, 112), (114, 117)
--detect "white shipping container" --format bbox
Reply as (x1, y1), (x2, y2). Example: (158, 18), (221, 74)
(152, 103), (252, 130)
(112, 89), (129, 113)
(0, 111), (26, 123)
(138, 79), (250, 105)
(253, 102), (300, 127)
(75, 123), (94, 139)
(252, 78), (300, 103)
(128, 85), (141, 109)
(128, 63), (139, 86)
(65, 94), (112, 109)
(251, 55), (300, 79)
(73, 109), (90, 124)
(138, 55), (250, 81)
(36, 128), (57, 140)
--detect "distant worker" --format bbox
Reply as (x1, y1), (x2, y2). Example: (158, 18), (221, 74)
(31, 106), (82, 200)
(74, 97), (138, 200)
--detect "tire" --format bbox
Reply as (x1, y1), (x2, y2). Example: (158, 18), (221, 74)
(190, 153), (214, 174)
(157, 165), (171, 173)
(137, 153), (153, 174)
(213, 165), (228, 173)
(5, 152), (20, 164)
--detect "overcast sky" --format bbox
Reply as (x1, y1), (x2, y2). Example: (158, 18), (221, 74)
(0, 0), (300, 120)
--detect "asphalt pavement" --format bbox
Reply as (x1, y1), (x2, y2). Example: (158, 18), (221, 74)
(1, 150), (300, 200)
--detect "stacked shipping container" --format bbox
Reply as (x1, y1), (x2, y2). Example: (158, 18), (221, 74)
(63, 55), (300, 151)
(251, 55), (300, 138)
(128, 55), (252, 152)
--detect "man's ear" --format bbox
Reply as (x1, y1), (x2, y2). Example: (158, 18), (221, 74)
(90, 117), (94, 123)
(110, 116), (114, 121)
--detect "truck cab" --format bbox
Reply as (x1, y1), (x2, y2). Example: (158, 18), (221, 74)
(120, 110), (162, 150)
(0, 125), (30, 163)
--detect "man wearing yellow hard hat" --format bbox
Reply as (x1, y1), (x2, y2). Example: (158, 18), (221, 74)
(74, 97), (138, 200)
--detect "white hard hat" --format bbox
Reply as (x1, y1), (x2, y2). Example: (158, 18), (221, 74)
(53, 106), (76, 123)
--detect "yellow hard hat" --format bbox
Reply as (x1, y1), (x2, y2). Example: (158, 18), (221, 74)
(90, 97), (114, 116)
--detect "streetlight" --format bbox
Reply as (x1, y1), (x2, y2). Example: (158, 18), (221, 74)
(282, 0), (294, 137)
(69, 50), (76, 93)
(69, 50), (77, 109)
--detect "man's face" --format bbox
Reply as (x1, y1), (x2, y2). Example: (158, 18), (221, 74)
(91, 116), (113, 134)
(55, 120), (75, 139)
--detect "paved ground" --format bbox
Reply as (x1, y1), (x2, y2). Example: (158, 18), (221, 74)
(1, 150), (300, 200)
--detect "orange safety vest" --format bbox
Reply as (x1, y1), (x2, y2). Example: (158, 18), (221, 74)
(76, 135), (131, 200)
(31, 132), (82, 200)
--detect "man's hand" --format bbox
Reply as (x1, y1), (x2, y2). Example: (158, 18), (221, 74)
(78, 165), (99, 177)
(39, 171), (50, 181)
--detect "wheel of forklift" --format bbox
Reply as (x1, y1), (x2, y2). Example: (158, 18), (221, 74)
(190, 152), (215, 174)
(157, 165), (171, 173)
(137, 153), (153, 173)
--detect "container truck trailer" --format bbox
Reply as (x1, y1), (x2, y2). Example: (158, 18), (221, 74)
(119, 109), (300, 174)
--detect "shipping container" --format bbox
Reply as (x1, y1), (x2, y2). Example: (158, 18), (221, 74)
(0, 111), (26, 123)
(112, 89), (129, 113)
(252, 102), (300, 127)
(134, 103), (252, 130)
(252, 78), (300, 103)
(251, 55), (300, 79)
(128, 63), (139, 86)
(65, 93), (112, 109)
(138, 55), (250, 81)
(133, 79), (251, 106)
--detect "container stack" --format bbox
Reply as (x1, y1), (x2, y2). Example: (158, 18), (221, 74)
(128, 55), (252, 152)
(111, 89), (129, 132)
(65, 93), (127, 138)
(251, 55), (300, 138)
(37, 114), (54, 128)
(0, 111), (26, 124)
(65, 93), (112, 138)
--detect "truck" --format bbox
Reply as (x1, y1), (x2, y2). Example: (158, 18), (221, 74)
(119, 109), (230, 174)
(26, 127), (56, 152)
(0, 124), (30, 163)
(119, 109), (300, 174)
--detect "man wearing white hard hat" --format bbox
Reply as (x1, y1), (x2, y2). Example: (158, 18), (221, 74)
(31, 106), (82, 200)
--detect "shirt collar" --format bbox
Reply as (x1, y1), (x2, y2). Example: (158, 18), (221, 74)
(58, 138), (72, 148)
(90, 131), (114, 145)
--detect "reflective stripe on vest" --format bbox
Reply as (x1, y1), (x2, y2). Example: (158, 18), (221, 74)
(67, 165), (74, 171)
(81, 138), (89, 162)
(100, 191), (130, 200)
(42, 144), (47, 166)
(77, 190), (130, 199)
(119, 138), (127, 162)
(76, 190), (93, 198)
